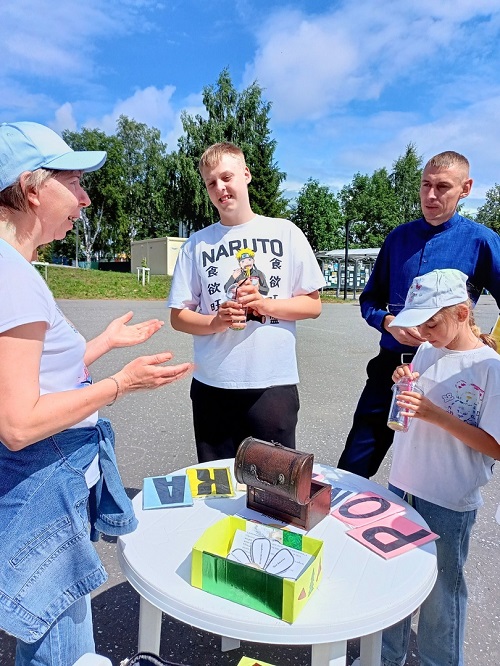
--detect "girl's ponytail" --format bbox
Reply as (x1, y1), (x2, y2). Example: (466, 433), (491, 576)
(469, 310), (498, 351)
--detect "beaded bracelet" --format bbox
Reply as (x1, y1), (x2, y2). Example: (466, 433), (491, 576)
(106, 376), (120, 406)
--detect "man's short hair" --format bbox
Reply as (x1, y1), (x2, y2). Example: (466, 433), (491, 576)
(198, 142), (246, 173)
(425, 151), (469, 175)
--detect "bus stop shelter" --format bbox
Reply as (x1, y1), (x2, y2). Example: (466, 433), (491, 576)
(316, 248), (380, 299)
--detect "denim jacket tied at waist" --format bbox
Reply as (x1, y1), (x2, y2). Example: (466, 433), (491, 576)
(0, 418), (137, 642)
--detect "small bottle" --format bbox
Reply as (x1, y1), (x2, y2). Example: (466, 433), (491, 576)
(226, 275), (260, 331)
(226, 282), (247, 331)
(387, 376), (423, 433)
(387, 377), (413, 432)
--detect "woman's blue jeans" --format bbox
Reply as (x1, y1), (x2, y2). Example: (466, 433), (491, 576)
(15, 595), (94, 666)
(381, 486), (476, 666)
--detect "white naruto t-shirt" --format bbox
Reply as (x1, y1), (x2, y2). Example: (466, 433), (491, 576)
(167, 215), (326, 389)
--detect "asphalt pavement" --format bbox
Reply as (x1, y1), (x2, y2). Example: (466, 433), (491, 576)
(1, 296), (498, 665)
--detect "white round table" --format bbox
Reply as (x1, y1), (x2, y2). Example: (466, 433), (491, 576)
(117, 460), (437, 666)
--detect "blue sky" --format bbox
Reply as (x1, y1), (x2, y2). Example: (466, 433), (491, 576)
(2, 0), (500, 213)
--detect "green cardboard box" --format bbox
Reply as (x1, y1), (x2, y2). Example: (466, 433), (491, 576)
(191, 516), (323, 623)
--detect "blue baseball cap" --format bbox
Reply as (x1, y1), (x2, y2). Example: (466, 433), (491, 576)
(0, 121), (107, 191)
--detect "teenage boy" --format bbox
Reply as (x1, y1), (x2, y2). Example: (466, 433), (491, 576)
(168, 142), (325, 462)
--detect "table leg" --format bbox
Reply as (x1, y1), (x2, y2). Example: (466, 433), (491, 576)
(359, 630), (382, 666)
(138, 596), (162, 654)
(221, 636), (240, 652)
(311, 640), (347, 666)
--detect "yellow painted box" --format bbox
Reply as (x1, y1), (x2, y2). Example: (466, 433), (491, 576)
(191, 516), (323, 623)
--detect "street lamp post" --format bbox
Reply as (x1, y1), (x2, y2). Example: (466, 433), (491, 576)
(75, 218), (79, 268)
(344, 220), (352, 300)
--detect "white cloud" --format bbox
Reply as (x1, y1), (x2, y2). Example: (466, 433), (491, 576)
(2, 0), (499, 212)
(0, 1), (142, 80)
(83, 85), (177, 135)
(79, 86), (207, 152)
(259, 1), (500, 205)
(0, 79), (53, 117)
(244, 1), (500, 122)
(0, 0), (162, 121)
(394, 94), (500, 199)
(51, 102), (78, 133)
(294, 94), (500, 205)
(164, 93), (206, 151)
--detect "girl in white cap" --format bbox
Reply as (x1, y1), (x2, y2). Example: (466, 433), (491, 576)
(0, 122), (192, 666)
(380, 268), (500, 666)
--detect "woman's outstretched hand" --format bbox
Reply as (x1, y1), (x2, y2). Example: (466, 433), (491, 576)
(116, 352), (193, 394)
(104, 311), (164, 349)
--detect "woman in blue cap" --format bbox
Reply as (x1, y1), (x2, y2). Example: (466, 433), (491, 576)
(0, 122), (192, 665)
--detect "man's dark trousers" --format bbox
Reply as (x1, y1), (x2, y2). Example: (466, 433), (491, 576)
(337, 348), (414, 478)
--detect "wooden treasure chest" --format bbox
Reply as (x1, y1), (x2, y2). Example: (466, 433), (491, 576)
(234, 437), (331, 531)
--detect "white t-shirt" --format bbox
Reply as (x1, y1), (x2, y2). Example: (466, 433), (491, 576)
(389, 342), (500, 511)
(0, 240), (98, 429)
(167, 215), (326, 389)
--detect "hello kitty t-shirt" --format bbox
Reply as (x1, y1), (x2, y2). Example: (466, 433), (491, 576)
(389, 342), (500, 511)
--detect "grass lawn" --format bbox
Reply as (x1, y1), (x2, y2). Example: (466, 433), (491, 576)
(40, 265), (172, 300)
(37, 264), (353, 303)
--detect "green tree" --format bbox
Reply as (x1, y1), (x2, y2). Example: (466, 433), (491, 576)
(61, 127), (128, 259)
(339, 168), (400, 247)
(64, 118), (175, 258)
(116, 115), (174, 242)
(170, 68), (287, 232)
(476, 183), (500, 235)
(391, 142), (423, 223)
(290, 178), (343, 251)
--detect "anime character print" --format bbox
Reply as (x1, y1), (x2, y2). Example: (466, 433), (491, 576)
(224, 247), (269, 324)
(224, 247), (269, 298)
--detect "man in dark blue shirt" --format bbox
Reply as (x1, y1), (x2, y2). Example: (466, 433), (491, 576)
(337, 150), (500, 478)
